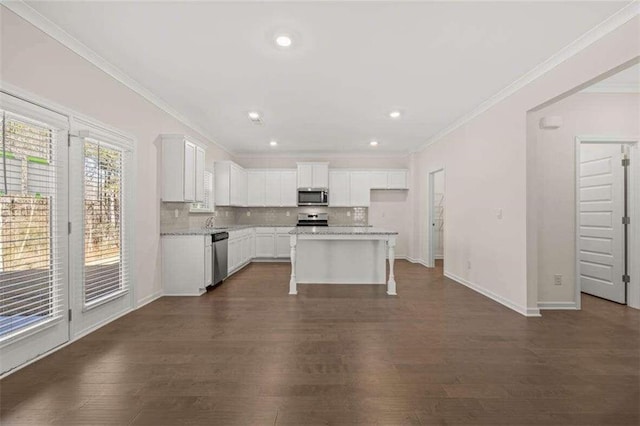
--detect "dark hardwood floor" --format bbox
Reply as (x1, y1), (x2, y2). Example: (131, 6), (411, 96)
(1, 260), (638, 425)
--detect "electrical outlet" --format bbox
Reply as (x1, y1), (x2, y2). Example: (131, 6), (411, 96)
(554, 274), (562, 286)
(174, 209), (179, 218)
(347, 211), (351, 217)
(246, 211), (251, 217)
(497, 208), (503, 220)
(286, 211), (290, 217)
(225, 211), (229, 217)
(467, 261), (472, 270)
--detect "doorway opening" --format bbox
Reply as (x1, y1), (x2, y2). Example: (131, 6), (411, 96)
(576, 138), (638, 305)
(428, 168), (445, 269)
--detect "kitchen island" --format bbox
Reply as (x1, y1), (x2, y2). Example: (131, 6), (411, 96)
(288, 227), (398, 295)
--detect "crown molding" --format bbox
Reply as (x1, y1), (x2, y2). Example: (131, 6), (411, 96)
(581, 82), (639, 93)
(2, 0), (234, 156)
(414, 1), (640, 153)
(233, 150), (411, 159)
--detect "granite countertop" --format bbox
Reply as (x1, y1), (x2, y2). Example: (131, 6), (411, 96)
(290, 226), (397, 235)
(160, 224), (373, 236)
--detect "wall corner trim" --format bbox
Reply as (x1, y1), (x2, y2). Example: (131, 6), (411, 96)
(2, 0), (234, 157)
(444, 271), (541, 317)
(414, 2), (640, 153)
(538, 301), (579, 310)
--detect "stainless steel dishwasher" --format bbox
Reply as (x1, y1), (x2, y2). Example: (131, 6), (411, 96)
(212, 232), (229, 285)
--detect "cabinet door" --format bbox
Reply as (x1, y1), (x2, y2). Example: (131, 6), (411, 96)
(370, 171), (388, 189)
(280, 171), (297, 206)
(388, 171), (408, 189)
(312, 164), (329, 188)
(297, 164), (313, 188)
(255, 234), (275, 258)
(184, 141), (196, 202)
(329, 171), (350, 206)
(204, 241), (212, 286)
(230, 165), (241, 206)
(350, 171), (371, 207)
(242, 236), (250, 264)
(247, 171), (266, 206)
(195, 147), (205, 202)
(240, 169), (248, 206)
(275, 234), (291, 258)
(265, 171), (281, 206)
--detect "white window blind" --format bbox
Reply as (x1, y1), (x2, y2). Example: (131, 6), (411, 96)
(82, 138), (128, 306)
(0, 111), (64, 339)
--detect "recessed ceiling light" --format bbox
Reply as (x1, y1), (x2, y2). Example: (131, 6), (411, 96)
(370, 140), (379, 147)
(389, 110), (401, 119)
(269, 140), (278, 147)
(275, 34), (292, 48)
(248, 111), (260, 120)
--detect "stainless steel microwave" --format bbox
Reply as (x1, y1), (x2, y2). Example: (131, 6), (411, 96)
(297, 188), (329, 206)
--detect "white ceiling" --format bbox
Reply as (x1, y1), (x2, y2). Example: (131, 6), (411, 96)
(25, 1), (630, 154)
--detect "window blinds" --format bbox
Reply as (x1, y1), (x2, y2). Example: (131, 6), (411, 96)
(0, 111), (64, 339)
(83, 138), (128, 305)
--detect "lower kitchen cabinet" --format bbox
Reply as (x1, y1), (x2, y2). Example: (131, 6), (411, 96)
(228, 229), (254, 275)
(162, 235), (211, 296)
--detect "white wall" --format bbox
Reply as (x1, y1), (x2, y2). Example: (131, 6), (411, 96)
(531, 93), (639, 305)
(409, 15), (639, 316)
(369, 190), (410, 258)
(0, 7), (233, 305)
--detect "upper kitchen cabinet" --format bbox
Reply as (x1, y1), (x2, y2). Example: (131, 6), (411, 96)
(369, 170), (409, 190)
(215, 161), (248, 206)
(246, 169), (298, 207)
(161, 134), (206, 202)
(297, 162), (329, 188)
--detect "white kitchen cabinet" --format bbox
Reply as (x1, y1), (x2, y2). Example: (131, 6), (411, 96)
(388, 170), (408, 189)
(265, 171), (281, 206)
(369, 171), (388, 189)
(162, 235), (211, 296)
(195, 147), (205, 202)
(255, 228), (276, 258)
(275, 227), (293, 258)
(228, 228), (255, 275)
(248, 170), (266, 206)
(215, 161), (248, 206)
(297, 162), (329, 188)
(280, 170), (297, 206)
(161, 134), (206, 202)
(329, 171), (350, 207)
(349, 171), (371, 207)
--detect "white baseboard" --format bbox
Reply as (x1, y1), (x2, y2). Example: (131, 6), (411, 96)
(435, 255), (444, 260)
(404, 256), (430, 268)
(444, 271), (541, 317)
(136, 290), (163, 308)
(73, 307), (134, 341)
(538, 301), (579, 310)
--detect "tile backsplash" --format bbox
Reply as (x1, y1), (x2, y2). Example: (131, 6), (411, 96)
(160, 203), (367, 231)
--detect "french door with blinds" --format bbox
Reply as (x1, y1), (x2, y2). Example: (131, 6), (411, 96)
(0, 93), (134, 375)
(69, 118), (133, 337)
(0, 94), (70, 375)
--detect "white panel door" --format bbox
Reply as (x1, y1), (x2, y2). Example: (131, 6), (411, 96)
(329, 171), (350, 206)
(183, 141), (196, 202)
(579, 143), (625, 303)
(247, 171), (266, 206)
(265, 171), (281, 206)
(280, 171), (297, 206)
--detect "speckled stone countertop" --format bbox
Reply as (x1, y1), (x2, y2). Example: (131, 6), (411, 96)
(160, 225), (374, 236)
(290, 226), (397, 235)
